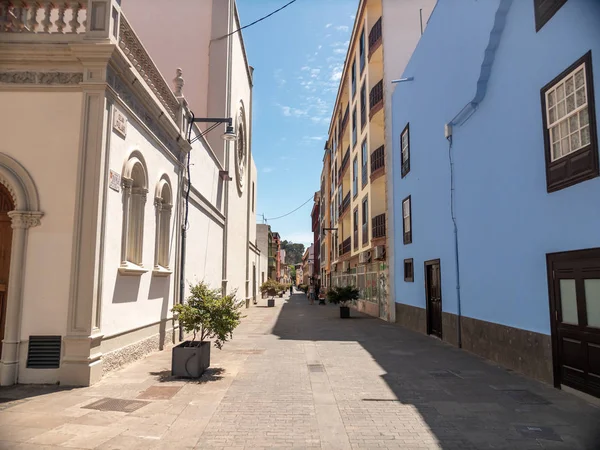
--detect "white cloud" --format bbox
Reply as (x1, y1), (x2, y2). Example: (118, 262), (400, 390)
(335, 25), (349, 32)
(350, 14), (356, 20)
(279, 104), (308, 117)
(333, 48), (345, 55)
(317, 45), (322, 50)
(301, 66), (311, 71)
(274, 68), (286, 87)
(325, 23), (332, 28)
(330, 64), (343, 81)
(262, 167), (274, 173)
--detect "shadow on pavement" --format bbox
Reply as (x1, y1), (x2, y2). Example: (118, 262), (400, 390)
(149, 367), (225, 384)
(272, 293), (600, 450)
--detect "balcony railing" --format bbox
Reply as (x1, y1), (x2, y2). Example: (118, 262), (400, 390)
(369, 80), (384, 111)
(368, 17), (382, 54)
(0, 1), (87, 34)
(339, 192), (350, 216)
(372, 213), (386, 239)
(371, 145), (385, 173)
(339, 237), (351, 256)
(339, 105), (350, 139)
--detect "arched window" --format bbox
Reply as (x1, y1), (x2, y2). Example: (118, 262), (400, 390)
(154, 176), (172, 274)
(120, 153), (148, 274)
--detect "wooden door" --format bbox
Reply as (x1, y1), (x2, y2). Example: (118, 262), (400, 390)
(548, 249), (600, 398)
(425, 259), (442, 339)
(0, 184), (14, 359)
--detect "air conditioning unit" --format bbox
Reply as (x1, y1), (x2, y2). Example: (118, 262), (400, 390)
(374, 245), (386, 261)
(358, 251), (371, 264)
(342, 261), (350, 272)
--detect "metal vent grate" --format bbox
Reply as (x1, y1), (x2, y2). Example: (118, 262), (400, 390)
(26, 336), (61, 369)
(83, 398), (148, 413)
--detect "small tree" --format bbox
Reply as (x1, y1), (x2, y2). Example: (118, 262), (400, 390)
(172, 282), (244, 349)
(326, 285), (360, 307)
(260, 279), (280, 297)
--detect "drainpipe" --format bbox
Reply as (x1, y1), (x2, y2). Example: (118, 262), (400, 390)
(447, 0), (513, 348)
(221, 0), (234, 295)
(244, 66), (254, 307)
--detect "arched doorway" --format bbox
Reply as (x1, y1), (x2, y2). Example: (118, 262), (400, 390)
(0, 184), (13, 359)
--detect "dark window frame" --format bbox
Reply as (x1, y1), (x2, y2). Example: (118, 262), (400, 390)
(351, 59), (357, 98)
(361, 195), (369, 245)
(401, 123), (410, 178)
(540, 51), (598, 193)
(251, 182), (255, 212)
(353, 207), (359, 250)
(402, 195), (412, 245)
(352, 156), (358, 198)
(534, 0), (568, 32)
(361, 139), (368, 187)
(359, 28), (365, 74)
(360, 82), (367, 130)
(404, 258), (414, 282)
(352, 107), (358, 148)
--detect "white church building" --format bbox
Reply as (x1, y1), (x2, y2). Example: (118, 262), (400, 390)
(0, 0), (259, 386)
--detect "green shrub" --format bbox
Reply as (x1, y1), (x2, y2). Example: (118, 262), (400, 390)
(172, 282), (244, 350)
(260, 279), (280, 296)
(326, 285), (360, 307)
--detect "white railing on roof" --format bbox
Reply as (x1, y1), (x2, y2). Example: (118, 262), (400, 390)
(0, 1), (87, 34)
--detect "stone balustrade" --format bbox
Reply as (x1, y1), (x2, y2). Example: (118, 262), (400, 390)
(0, 1), (87, 34)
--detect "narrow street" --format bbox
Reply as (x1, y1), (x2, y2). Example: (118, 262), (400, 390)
(0, 292), (598, 450)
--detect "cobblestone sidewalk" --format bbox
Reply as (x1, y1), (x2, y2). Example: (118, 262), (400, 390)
(0, 291), (598, 449)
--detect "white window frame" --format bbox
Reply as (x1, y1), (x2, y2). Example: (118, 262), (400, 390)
(403, 198), (411, 234)
(545, 62), (590, 162)
(119, 152), (149, 275)
(401, 128), (409, 163)
(153, 176), (173, 276)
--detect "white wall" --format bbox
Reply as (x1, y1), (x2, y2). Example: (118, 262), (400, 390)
(100, 102), (180, 337)
(122, 0), (213, 119)
(0, 91), (82, 382)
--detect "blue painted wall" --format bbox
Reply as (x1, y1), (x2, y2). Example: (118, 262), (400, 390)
(391, 0), (600, 335)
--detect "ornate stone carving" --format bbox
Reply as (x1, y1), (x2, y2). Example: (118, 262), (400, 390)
(0, 71), (83, 85)
(8, 211), (43, 229)
(107, 67), (178, 154)
(173, 68), (184, 97)
(235, 108), (247, 194)
(0, 176), (18, 206)
(118, 16), (179, 119)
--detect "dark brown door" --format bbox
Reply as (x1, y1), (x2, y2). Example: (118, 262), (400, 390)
(425, 259), (442, 339)
(0, 184), (14, 359)
(548, 249), (600, 398)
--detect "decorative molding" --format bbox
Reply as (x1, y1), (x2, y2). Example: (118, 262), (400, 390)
(8, 211), (43, 229)
(0, 71), (83, 85)
(117, 16), (179, 119)
(107, 67), (178, 154)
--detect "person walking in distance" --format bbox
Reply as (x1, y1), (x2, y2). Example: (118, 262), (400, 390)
(308, 283), (315, 305)
(289, 284), (293, 296)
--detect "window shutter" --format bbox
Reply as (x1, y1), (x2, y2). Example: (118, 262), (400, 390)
(534, 0), (568, 32)
(541, 51), (598, 192)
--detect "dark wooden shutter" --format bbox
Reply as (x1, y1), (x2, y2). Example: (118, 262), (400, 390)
(541, 51), (598, 193)
(534, 0), (568, 32)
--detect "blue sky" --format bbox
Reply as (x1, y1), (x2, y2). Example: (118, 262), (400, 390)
(237, 0), (357, 247)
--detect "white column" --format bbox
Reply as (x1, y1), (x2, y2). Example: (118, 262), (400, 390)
(153, 197), (162, 269)
(120, 178), (132, 265)
(0, 211), (42, 386)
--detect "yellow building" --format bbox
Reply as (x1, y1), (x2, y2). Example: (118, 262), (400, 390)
(322, 0), (435, 321)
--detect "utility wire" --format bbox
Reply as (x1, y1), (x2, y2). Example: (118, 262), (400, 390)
(214, 0), (298, 41)
(265, 195), (313, 221)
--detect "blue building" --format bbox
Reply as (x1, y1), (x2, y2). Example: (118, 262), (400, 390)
(390, 0), (600, 399)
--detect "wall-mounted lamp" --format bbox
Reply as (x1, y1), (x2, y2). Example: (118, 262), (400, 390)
(188, 115), (237, 144)
(219, 170), (233, 181)
(391, 77), (414, 84)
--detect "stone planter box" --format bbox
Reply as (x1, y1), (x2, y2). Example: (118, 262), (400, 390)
(340, 306), (350, 319)
(172, 340), (210, 378)
(267, 298), (275, 307)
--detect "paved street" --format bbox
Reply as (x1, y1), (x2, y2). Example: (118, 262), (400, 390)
(0, 291), (598, 450)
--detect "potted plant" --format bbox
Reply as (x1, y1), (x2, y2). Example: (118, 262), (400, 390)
(171, 282), (243, 377)
(260, 279), (279, 307)
(327, 285), (360, 318)
(278, 282), (285, 298)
